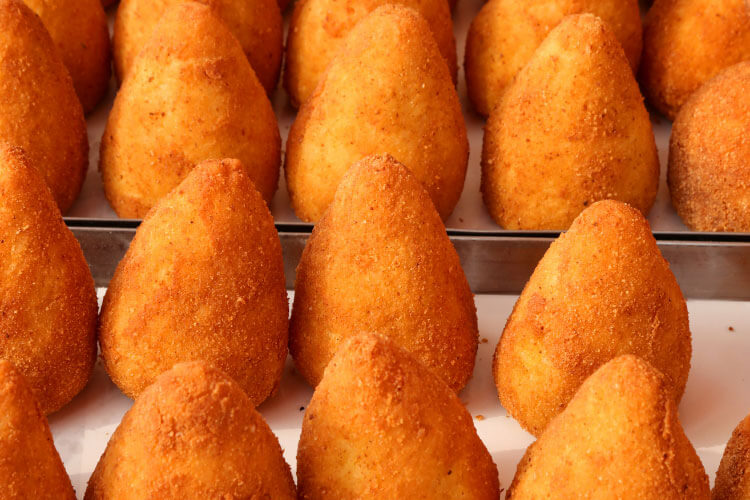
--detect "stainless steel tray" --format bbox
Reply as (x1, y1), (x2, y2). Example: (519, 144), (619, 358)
(67, 219), (750, 300)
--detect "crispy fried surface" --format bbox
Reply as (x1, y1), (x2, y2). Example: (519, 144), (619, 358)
(113, 0), (282, 93)
(668, 62), (750, 232)
(465, 0), (642, 117)
(23, 0), (110, 113)
(714, 413), (750, 500)
(481, 14), (658, 230)
(0, 360), (76, 499)
(0, 0), (88, 213)
(494, 200), (692, 436)
(85, 362), (296, 499)
(284, 0), (456, 107)
(297, 333), (499, 499)
(506, 356), (710, 499)
(101, 2), (280, 218)
(285, 5), (468, 222)
(99, 159), (288, 403)
(290, 154), (478, 391)
(640, 0), (750, 120)
(0, 146), (97, 414)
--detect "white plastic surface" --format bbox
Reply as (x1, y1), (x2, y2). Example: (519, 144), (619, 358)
(50, 293), (750, 497)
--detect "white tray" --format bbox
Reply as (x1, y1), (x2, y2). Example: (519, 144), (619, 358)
(49, 292), (750, 497)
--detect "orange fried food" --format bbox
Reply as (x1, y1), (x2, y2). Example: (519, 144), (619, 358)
(101, 2), (280, 218)
(85, 362), (296, 499)
(113, 0), (282, 93)
(285, 5), (468, 222)
(0, 360), (76, 499)
(669, 61), (750, 232)
(290, 154), (478, 391)
(284, 0), (456, 107)
(713, 412), (750, 500)
(465, 0), (642, 116)
(640, 0), (750, 120)
(23, 0), (111, 113)
(0, 0), (88, 213)
(99, 159), (288, 404)
(297, 333), (499, 499)
(0, 145), (97, 414)
(506, 356), (710, 499)
(494, 200), (692, 436)
(481, 14), (658, 230)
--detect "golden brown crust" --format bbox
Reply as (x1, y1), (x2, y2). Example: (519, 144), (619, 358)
(297, 333), (499, 499)
(714, 413), (750, 500)
(24, 0), (111, 113)
(494, 200), (692, 436)
(285, 5), (468, 222)
(98, 158), (288, 404)
(113, 0), (282, 93)
(284, 0), (456, 107)
(0, 0), (88, 213)
(481, 14), (658, 230)
(668, 61), (750, 232)
(0, 360), (76, 498)
(506, 355), (710, 499)
(101, 2), (280, 218)
(85, 362), (296, 499)
(465, 0), (642, 117)
(290, 154), (478, 391)
(640, 0), (750, 120)
(0, 145), (97, 414)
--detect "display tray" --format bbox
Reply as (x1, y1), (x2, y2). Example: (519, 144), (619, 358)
(64, 0), (743, 237)
(50, 293), (750, 498)
(68, 220), (750, 300)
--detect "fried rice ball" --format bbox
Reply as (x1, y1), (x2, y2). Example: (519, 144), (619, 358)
(297, 333), (499, 499)
(98, 159), (288, 404)
(481, 14), (658, 230)
(506, 356), (710, 499)
(284, 0), (456, 107)
(290, 154), (478, 391)
(101, 2), (280, 218)
(0, 360), (76, 499)
(494, 200), (692, 436)
(85, 362), (297, 499)
(0, 145), (97, 415)
(0, 0), (88, 213)
(23, 0), (111, 113)
(668, 61), (750, 232)
(713, 412), (750, 500)
(113, 0), (281, 93)
(465, 0), (642, 117)
(640, 0), (750, 120)
(285, 5), (468, 222)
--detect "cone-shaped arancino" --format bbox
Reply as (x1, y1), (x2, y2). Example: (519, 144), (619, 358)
(297, 333), (499, 499)
(101, 2), (280, 218)
(481, 14), (658, 230)
(494, 200), (691, 436)
(290, 154), (478, 391)
(285, 5), (468, 223)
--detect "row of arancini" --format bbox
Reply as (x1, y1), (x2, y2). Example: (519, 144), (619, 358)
(2, 0), (747, 232)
